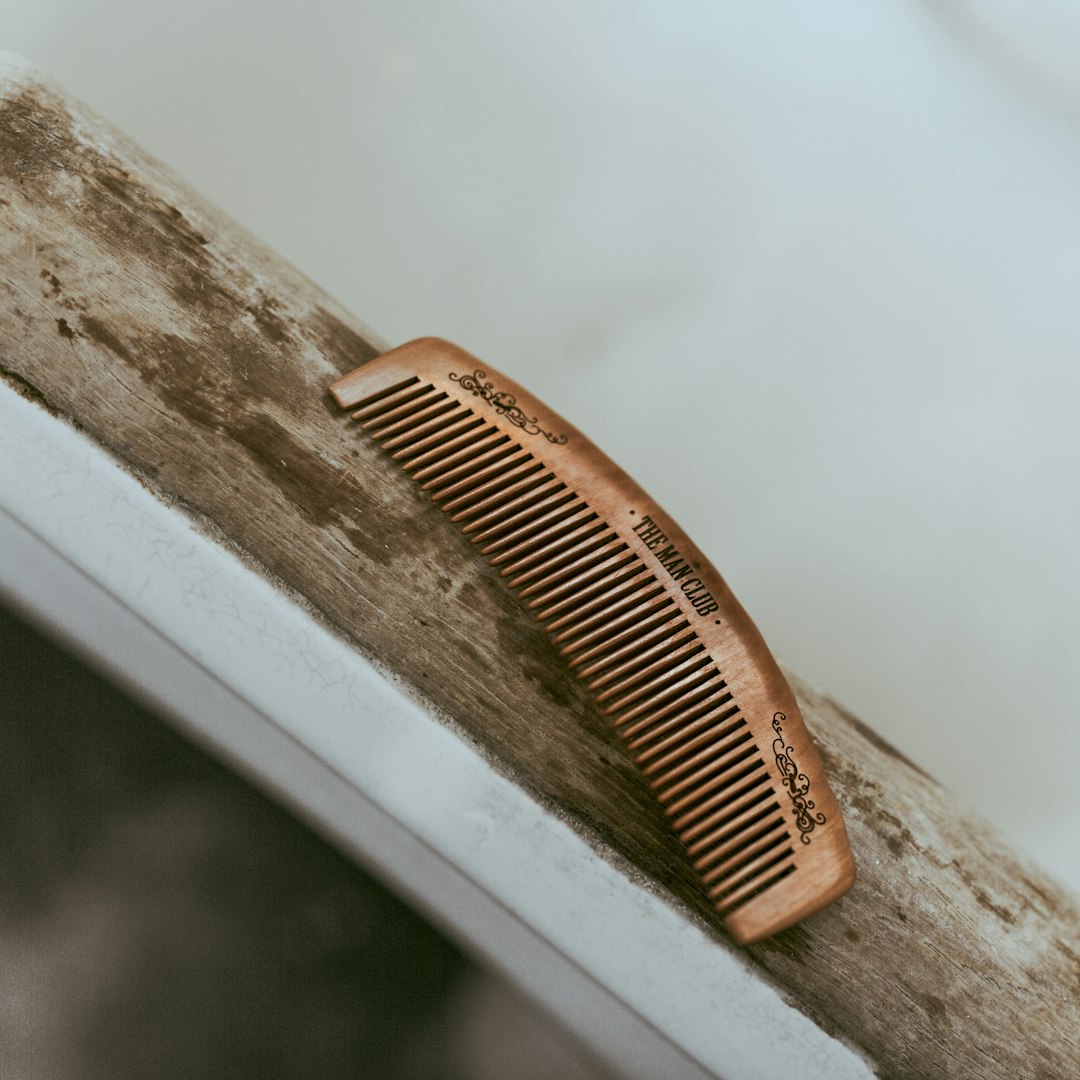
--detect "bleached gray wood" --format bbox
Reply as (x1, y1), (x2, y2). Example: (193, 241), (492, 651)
(1, 56), (1077, 1079)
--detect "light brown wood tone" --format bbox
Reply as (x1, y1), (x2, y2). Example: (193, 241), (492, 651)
(330, 340), (855, 944)
(2, 64), (1079, 1077)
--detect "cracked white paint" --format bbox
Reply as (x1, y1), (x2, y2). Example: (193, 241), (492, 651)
(0, 381), (875, 1080)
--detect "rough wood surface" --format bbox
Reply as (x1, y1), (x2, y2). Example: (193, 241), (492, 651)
(2, 62), (1077, 1079)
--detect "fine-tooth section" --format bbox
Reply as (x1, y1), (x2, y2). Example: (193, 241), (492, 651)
(426, 446), (533, 499)
(601, 650), (713, 718)
(552, 579), (668, 646)
(481, 498), (589, 558)
(532, 559), (646, 625)
(544, 562), (653, 626)
(521, 546), (634, 609)
(608, 662), (723, 730)
(364, 390), (450, 436)
(441, 460), (548, 515)
(559, 586), (672, 658)
(470, 488), (578, 546)
(591, 633), (703, 703)
(625, 689), (736, 751)
(512, 534), (624, 597)
(406, 424), (503, 477)
(394, 412), (485, 464)
(334, 346), (855, 944)
(381, 402), (465, 452)
(627, 692), (735, 759)
(499, 518), (608, 582)
(487, 508), (598, 568)
(581, 619), (694, 687)
(461, 476), (565, 536)
(418, 435), (519, 488)
(453, 470), (556, 525)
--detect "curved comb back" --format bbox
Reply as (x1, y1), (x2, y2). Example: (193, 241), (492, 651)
(330, 337), (855, 944)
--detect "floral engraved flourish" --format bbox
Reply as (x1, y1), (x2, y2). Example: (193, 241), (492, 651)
(448, 370), (568, 445)
(771, 712), (826, 844)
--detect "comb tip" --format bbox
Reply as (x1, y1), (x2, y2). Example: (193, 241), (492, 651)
(727, 848), (857, 946)
(330, 338), (465, 410)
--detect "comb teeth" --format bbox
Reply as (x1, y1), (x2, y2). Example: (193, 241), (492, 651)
(341, 373), (801, 922)
(331, 341), (855, 943)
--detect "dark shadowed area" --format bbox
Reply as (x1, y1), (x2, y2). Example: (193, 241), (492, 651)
(0, 603), (609, 1080)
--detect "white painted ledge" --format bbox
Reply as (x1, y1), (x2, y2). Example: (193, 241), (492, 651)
(0, 380), (874, 1080)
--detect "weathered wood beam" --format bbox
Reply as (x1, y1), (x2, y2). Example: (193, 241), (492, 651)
(2, 58), (1077, 1079)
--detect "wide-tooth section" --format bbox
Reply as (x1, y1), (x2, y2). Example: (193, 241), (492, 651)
(685, 788), (777, 851)
(636, 690), (741, 769)
(348, 377), (426, 422)
(344, 372), (799, 925)
(716, 864), (797, 918)
(703, 829), (792, 897)
(686, 790), (790, 898)
(709, 844), (795, 910)
(641, 707), (748, 789)
(666, 739), (761, 826)
(698, 813), (787, 873)
(656, 727), (759, 809)
(683, 763), (771, 852)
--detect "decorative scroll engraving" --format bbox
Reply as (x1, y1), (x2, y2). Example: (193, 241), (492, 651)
(449, 370), (568, 445)
(772, 712), (826, 844)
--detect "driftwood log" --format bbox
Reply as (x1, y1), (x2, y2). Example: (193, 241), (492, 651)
(1, 60), (1078, 1079)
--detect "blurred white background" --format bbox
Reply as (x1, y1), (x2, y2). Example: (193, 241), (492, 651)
(3, 0), (1078, 899)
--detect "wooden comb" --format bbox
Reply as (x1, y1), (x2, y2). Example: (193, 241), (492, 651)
(330, 337), (855, 944)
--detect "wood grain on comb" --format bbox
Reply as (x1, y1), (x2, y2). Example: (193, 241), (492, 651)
(330, 337), (855, 944)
